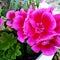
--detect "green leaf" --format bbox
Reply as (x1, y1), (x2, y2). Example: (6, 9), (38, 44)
(0, 32), (22, 60)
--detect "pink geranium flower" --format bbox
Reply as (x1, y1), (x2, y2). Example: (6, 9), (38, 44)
(24, 8), (56, 46)
(6, 10), (15, 27)
(31, 36), (60, 56)
(6, 6), (60, 56)
(13, 9), (27, 43)
(6, 10), (15, 19)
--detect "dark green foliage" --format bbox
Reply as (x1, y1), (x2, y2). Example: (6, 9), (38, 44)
(27, 45), (34, 55)
(0, 32), (22, 60)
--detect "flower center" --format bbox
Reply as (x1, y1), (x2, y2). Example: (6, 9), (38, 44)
(41, 40), (49, 46)
(36, 23), (44, 33)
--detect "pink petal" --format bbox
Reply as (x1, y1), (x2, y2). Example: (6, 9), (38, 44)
(20, 8), (27, 19)
(54, 14), (60, 35)
(27, 33), (39, 46)
(42, 12), (56, 30)
(31, 9), (43, 23)
(15, 11), (21, 16)
(39, 30), (57, 41)
(31, 45), (41, 53)
(31, 8), (52, 23)
(55, 36), (60, 47)
(41, 45), (57, 56)
(6, 20), (13, 27)
(17, 29), (27, 43)
(13, 16), (24, 30)
(6, 10), (15, 19)
(31, 40), (57, 55)
(50, 36), (60, 47)
(23, 20), (35, 36)
(27, 5), (34, 18)
(0, 18), (4, 26)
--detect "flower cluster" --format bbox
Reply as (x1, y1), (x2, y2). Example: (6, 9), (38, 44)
(6, 6), (60, 56)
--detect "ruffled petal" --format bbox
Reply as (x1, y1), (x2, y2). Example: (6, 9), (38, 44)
(31, 45), (41, 53)
(23, 20), (35, 36)
(20, 8), (27, 19)
(54, 14), (60, 35)
(31, 9), (43, 23)
(41, 45), (57, 56)
(31, 8), (53, 23)
(17, 29), (27, 43)
(42, 12), (56, 30)
(6, 20), (13, 27)
(39, 30), (57, 40)
(13, 16), (24, 30)
(6, 10), (15, 19)
(50, 36), (60, 47)
(27, 33), (39, 46)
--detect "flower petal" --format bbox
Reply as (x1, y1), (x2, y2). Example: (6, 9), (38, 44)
(42, 12), (56, 30)
(13, 16), (24, 30)
(0, 18), (4, 26)
(20, 8), (27, 19)
(17, 29), (27, 43)
(23, 20), (35, 36)
(54, 14), (60, 35)
(27, 33), (39, 46)
(50, 36), (60, 47)
(6, 10), (15, 19)
(42, 45), (57, 56)
(39, 30), (56, 40)
(6, 20), (13, 27)
(31, 45), (41, 53)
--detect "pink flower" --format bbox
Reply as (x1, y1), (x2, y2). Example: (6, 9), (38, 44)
(31, 36), (60, 56)
(6, 10), (15, 27)
(0, 18), (4, 26)
(6, 10), (15, 19)
(13, 9), (27, 43)
(6, 9), (27, 28)
(24, 8), (56, 46)
(6, 6), (60, 56)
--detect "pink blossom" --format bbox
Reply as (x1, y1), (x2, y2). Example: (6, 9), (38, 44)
(24, 8), (56, 46)
(6, 10), (15, 27)
(0, 18), (4, 26)
(23, 7), (60, 56)
(31, 35), (60, 56)
(6, 10), (15, 19)
(13, 9), (27, 43)
(6, 9), (27, 28)
(6, 6), (60, 56)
